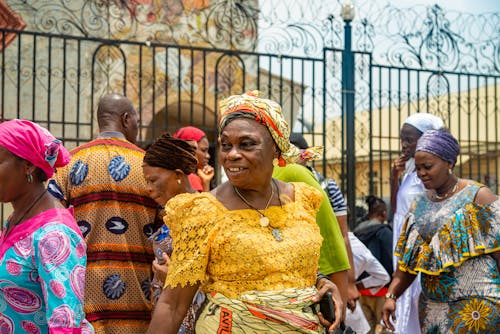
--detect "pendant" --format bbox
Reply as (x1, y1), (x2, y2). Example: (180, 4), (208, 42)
(260, 216), (270, 227)
(272, 228), (283, 242)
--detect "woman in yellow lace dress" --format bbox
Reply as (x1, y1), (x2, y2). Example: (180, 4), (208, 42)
(147, 91), (344, 334)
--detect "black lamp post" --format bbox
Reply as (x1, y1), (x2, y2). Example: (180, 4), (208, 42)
(341, 0), (356, 229)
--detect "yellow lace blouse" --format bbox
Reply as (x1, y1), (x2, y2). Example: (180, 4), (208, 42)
(163, 182), (323, 299)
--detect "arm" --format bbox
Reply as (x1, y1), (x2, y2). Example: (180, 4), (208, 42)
(349, 233), (390, 292)
(323, 179), (359, 310)
(474, 186), (498, 205)
(147, 283), (199, 334)
(355, 255), (390, 292)
(381, 267), (417, 331)
(328, 270), (348, 321)
(37, 224), (90, 330)
(314, 276), (343, 332)
(492, 251), (500, 272)
(337, 214), (359, 311)
(152, 252), (171, 284)
(474, 188), (499, 271)
(390, 156), (406, 215)
(198, 165), (215, 191)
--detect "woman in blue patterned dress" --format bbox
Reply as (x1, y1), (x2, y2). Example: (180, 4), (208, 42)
(382, 129), (500, 333)
(0, 120), (93, 333)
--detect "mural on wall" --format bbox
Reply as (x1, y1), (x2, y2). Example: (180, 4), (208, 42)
(2, 0), (259, 139)
(0, 0), (26, 51)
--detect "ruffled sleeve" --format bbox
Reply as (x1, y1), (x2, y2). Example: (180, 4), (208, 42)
(163, 192), (221, 288)
(395, 199), (500, 276)
(293, 182), (322, 217)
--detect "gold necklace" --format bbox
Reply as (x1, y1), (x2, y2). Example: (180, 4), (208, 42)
(433, 179), (459, 200)
(233, 181), (283, 242)
(233, 184), (274, 227)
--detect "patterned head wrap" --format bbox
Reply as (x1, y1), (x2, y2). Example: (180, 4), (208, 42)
(144, 133), (198, 174)
(0, 119), (71, 178)
(218, 91), (322, 166)
(416, 129), (460, 164)
(173, 126), (206, 142)
(403, 113), (444, 133)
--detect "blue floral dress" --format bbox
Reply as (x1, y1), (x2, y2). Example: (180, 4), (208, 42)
(395, 182), (500, 333)
(0, 208), (94, 333)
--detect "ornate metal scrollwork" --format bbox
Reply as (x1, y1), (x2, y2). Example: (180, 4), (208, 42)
(362, 4), (498, 73)
(257, 1), (498, 74)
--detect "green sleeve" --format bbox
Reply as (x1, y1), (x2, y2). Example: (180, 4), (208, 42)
(273, 164), (350, 274)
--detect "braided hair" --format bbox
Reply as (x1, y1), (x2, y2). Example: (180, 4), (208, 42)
(144, 132), (198, 175)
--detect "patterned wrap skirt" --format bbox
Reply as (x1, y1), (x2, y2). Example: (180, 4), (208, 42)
(195, 287), (325, 333)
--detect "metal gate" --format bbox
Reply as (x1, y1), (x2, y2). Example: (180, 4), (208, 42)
(1, 3), (499, 228)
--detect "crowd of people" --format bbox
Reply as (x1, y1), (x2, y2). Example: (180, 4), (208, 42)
(0, 91), (498, 334)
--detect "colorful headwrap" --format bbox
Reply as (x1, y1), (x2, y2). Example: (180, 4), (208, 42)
(289, 132), (323, 162)
(416, 129), (460, 164)
(403, 113), (444, 133)
(173, 126), (206, 142)
(144, 132), (198, 175)
(0, 119), (71, 178)
(218, 91), (322, 166)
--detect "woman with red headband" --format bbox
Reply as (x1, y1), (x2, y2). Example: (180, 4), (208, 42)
(173, 126), (214, 192)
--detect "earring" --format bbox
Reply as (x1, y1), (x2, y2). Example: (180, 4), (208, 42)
(272, 158), (279, 167)
(448, 169), (452, 175)
(27, 173), (33, 184)
(177, 179), (181, 184)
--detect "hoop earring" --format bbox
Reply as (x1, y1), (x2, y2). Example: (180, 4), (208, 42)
(27, 173), (33, 184)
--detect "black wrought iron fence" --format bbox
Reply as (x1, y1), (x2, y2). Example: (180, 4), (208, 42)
(1, 21), (499, 229)
(0, 28), (337, 227)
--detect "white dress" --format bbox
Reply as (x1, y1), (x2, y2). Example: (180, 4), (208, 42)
(392, 159), (423, 334)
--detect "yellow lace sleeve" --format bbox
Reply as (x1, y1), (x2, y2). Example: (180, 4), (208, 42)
(292, 182), (322, 215)
(163, 192), (220, 288)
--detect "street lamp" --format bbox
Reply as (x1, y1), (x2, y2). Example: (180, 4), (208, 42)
(340, 0), (355, 21)
(340, 0), (356, 229)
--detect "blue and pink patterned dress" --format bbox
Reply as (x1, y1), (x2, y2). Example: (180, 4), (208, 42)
(395, 182), (500, 333)
(0, 208), (93, 334)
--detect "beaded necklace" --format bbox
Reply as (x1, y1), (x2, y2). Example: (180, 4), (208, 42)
(432, 178), (459, 201)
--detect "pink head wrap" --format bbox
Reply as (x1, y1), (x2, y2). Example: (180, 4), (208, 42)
(0, 119), (71, 178)
(173, 126), (206, 142)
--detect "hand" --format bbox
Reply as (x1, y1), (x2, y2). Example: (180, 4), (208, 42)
(312, 278), (342, 333)
(381, 298), (397, 332)
(346, 282), (360, 311)
(152, 252), (171, 283)
(197, 164), (215, 183)
(391, 154), (408, 180)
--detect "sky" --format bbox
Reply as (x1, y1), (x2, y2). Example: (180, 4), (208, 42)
(391, 0), (499, 13)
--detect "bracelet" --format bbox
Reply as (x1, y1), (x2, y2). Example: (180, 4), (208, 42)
(316, 273), (330, 288)
(385, 292), (397, 300)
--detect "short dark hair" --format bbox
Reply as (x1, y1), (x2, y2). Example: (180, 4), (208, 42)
(366, 195), (387, 217)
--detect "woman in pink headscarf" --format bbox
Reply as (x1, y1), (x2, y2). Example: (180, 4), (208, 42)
(0, 119), (94, 333)
(173, 126), (214, 191)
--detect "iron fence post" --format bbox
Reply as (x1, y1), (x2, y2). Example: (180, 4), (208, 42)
(341, 4), (356, 230)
